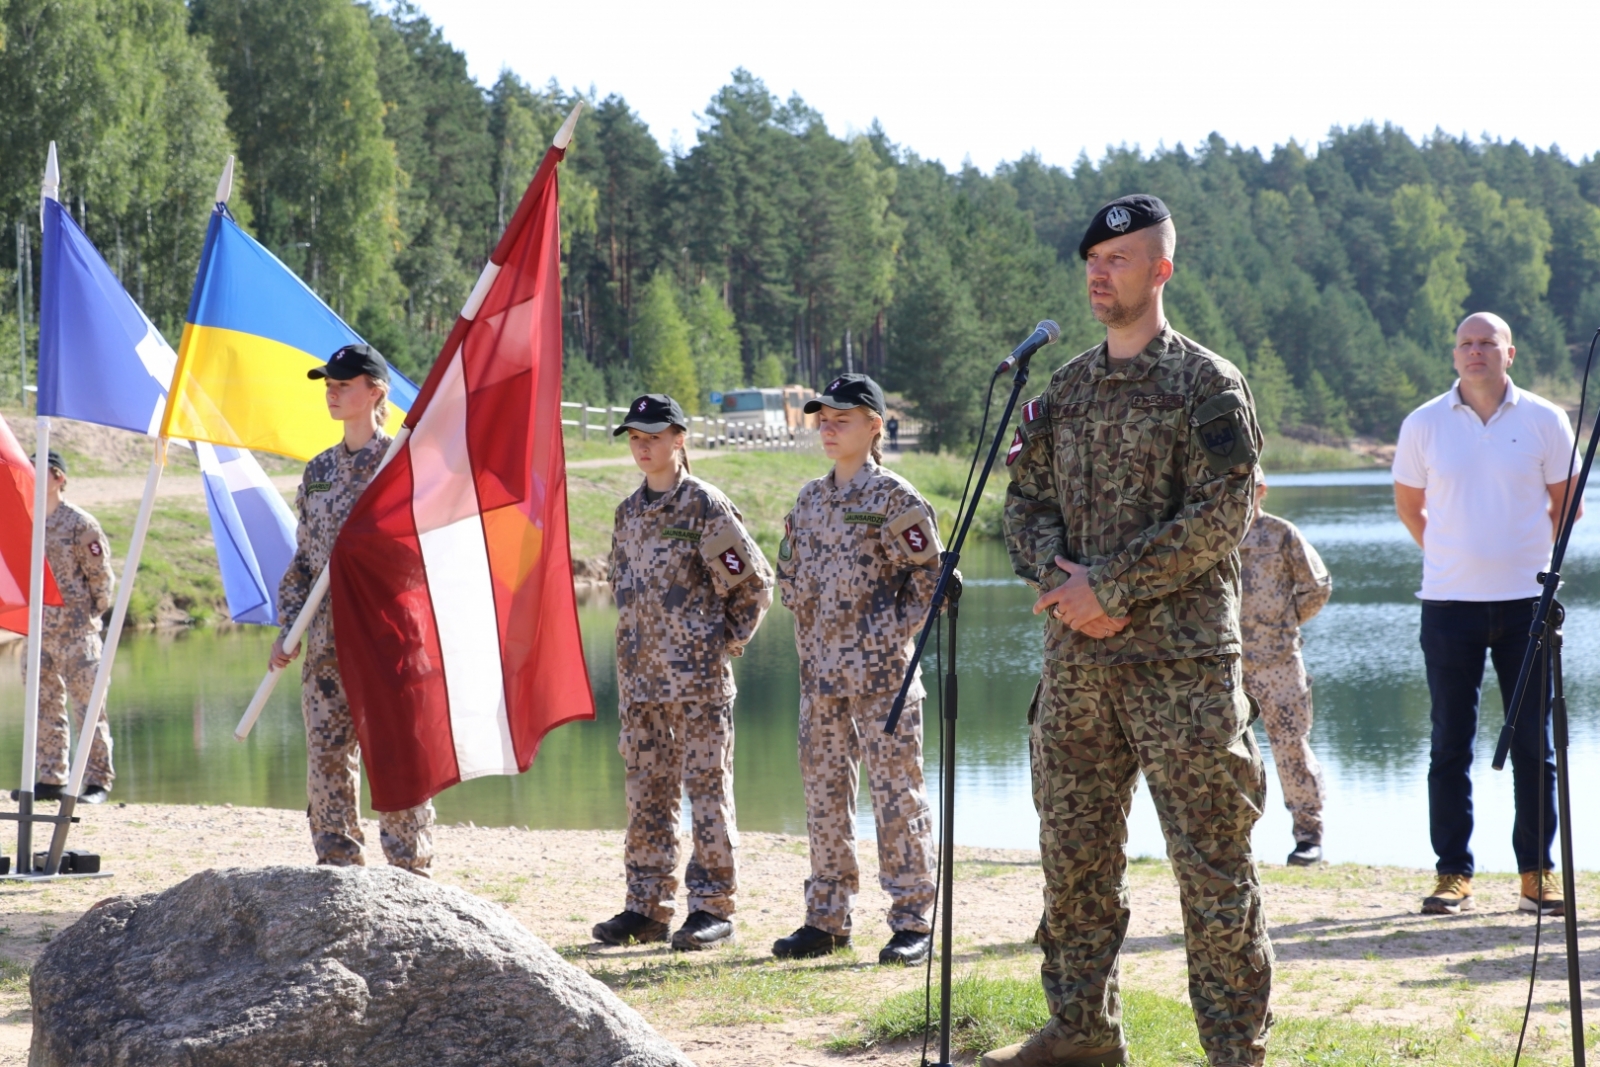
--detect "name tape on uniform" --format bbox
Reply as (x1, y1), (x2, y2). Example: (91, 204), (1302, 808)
(843, 511), (886, 525)
(661, 527), (702, 542)
(1130, 393), (1185, 409)
(308, 480), (333, 494)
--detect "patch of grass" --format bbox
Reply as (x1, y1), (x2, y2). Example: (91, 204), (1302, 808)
(596, 955), (855, 1026)
(834, 974), (1523, 1064)
(956, 860), (1026, 879)
(96, 497), (227, 626)
(0, 956), (28, 995)
(1262, 433), (1381, 473)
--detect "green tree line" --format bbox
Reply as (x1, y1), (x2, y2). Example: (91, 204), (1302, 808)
(5, 0), (1600, 448)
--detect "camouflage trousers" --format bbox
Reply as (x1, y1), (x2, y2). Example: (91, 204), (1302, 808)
(23, 632), (114, 788)
(799, 691), (935, 937)
(302, 652), (434, 873)
(619, 699), (738, 923)
(1031, 655), (1272, 1067)
(1244, 652), (1325, 845)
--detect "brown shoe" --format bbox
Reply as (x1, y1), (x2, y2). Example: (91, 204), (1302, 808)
(1422, 873), (1473, 915)
(1519, 870), (1565, 917)
(980, 1021), (1128, 1067)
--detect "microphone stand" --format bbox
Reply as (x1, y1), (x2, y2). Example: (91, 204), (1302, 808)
(1489, 406), (1594, 1067)
(884, 352), (1039, 1067)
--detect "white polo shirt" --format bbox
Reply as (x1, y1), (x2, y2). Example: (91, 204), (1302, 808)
(1392, 378), (1575, 602)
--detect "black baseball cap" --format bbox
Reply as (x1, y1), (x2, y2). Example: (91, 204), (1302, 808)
(308, 343), (391, 383)
(32, 450), (66, 475)
(1078, 194), (1172, 259)
(614, 394), (688, 435)
(804, 373), (885, 417)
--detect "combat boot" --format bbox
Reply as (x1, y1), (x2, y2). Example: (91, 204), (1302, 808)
(1286, 841), (1321, 866)
(981, 1020), (1128, 1067)
(592, 910), (669, 946)
(878, 930), (931, 965)
(671, 910), (734, 951)
(772, 925), (849, 959)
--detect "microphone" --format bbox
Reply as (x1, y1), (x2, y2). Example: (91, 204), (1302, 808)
(995, 320), (1060, 376)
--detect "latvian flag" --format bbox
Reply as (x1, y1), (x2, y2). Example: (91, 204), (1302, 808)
(330, 143), (594, 812)
(0, 415), (63, 634)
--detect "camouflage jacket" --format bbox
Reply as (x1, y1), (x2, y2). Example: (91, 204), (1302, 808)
(43, 500), (115, 640)
(1240, 510), (1332, 663)
(610, 472), (774, 704)
(279, 431), (390, 660)
(1002, 327), (1262, 666)
(777, 460), (942, 698)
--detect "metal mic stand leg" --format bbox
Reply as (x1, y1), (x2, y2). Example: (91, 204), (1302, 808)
(1545, 604), (1585, 1065)
(934, 585), (961, 1067)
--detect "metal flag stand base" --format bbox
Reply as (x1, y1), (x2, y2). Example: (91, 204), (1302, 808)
(0, 800), (111, 882)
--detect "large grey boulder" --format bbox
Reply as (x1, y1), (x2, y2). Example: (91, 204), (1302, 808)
(30, 865), (694, 1067)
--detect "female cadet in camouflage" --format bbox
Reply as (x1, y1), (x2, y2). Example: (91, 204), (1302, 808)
(270, 344), (434, 874)
(1240, 468), (1332, 866)
(772, 373), (942, 967)
(592, 393), (773, 952)
(16, 451), (117, 803)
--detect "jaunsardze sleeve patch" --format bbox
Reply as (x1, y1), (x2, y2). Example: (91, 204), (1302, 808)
(702, 526), (756, 587)
(886, 507), (941, 564)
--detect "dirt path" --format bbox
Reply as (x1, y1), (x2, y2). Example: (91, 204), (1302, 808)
(0, 801), (1592, 1065)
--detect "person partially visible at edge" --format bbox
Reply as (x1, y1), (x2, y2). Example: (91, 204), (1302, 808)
(1240, 466), (1333, 867)
(592, 393), (774, 953)
(1392, 311), (1580, 919)
(993, 194), (1270, 1067)
(772, 372), (946, 968)
(11, 450), (116, 805)
(270, 343), (435, 875)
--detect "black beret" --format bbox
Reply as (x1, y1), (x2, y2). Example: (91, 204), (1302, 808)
(309, 343), (391, 384)
(1078, 194), (1172, 259)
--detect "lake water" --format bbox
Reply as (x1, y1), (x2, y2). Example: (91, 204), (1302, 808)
(3, 469), (1598, 872)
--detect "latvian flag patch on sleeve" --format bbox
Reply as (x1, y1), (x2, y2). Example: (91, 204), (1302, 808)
(1022, 397), (1043, 423)
(1006, 428), (1025, 466)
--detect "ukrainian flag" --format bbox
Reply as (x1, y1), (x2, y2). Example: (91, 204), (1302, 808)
(161, 207), (419, 461)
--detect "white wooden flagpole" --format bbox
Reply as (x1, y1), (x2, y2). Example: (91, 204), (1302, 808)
(233, 102), (582, 744)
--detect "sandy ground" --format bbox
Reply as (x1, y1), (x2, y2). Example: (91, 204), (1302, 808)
(0, 802), (1593, 1065)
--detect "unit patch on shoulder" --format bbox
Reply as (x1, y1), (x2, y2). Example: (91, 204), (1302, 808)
(1006, 428), (1025, 466)
(886, 507), (941, 565)
(1022, 397), (1045, 423)
(702, 526), (756, 587)
(308, 480), (333, 493)
(1131, 393), (1185, 410)
(843, 511), (886, 525)
(662, 527), (702, 543)
(88, 542), (102, 556)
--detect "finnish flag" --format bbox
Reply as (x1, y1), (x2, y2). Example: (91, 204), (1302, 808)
(193, 443), (296, 626)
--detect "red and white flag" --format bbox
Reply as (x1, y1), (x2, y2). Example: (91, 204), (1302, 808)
(330, 145), (593, 811)
(0, 415), (62, 634)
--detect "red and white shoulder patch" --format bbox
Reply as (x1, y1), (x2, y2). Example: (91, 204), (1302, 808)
(703, 526), (757, 587)
(1022, 397), (1044, 423)
(1006, 428), (1025, 466)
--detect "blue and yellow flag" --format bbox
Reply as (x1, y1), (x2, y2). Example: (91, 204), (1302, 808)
(161, 207), (419, 461)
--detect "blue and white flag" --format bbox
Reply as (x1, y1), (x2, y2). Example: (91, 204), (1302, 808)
(37, 198), (176, 435)
(193, 442), (296, 626)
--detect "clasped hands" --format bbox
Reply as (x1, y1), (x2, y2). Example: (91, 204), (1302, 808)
(1032, 555), (1129, 639)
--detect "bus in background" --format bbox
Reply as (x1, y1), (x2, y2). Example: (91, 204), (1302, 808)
(719, 388), (789, 435)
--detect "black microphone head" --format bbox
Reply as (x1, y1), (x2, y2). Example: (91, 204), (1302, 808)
(1038, 320), (1060, 343)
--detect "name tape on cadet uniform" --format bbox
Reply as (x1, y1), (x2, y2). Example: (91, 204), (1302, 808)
(662, 527), (702, 542)
(702, 526), (756, 587)
(843, 511), (886, 525)
(308, 480), (333, 494)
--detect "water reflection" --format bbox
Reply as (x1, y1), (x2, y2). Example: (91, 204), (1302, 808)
(1, 471), (1597, 871)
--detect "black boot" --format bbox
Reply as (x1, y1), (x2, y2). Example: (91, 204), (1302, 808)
(671, 910), (735, 951)
(592, 910), (669, 946)
(80, 784), (111, 805)
(772, 925), (849, 959)
(9, 783), (63, 803)
(879, 930), (932, 965)
(1287, 841), (1322, 867)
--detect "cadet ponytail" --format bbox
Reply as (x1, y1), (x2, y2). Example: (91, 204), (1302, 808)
(367, 375), (391, 428)
(869, 410), (884, 463)
(674, 427), (692, 474)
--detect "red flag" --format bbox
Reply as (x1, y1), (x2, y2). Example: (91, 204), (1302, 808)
(330, 145), (593, 811)
(0, 415), (63, 634)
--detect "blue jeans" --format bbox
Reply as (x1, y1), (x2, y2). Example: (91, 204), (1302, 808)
(1420, 599), (1556, 876)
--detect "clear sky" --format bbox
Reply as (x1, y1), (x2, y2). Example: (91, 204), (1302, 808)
(416, 0), (1600, 173)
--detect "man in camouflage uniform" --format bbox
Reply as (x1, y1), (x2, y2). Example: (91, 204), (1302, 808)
(774, 374), (944, 965)
(992, 195), (1269, 1067)
(276, 345), (434, 873)
(1240, 468), (1332, 866)
(599, 393), (774, 950)
(18, 452), (116, 803)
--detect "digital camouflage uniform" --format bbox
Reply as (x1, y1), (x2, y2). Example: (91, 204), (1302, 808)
(280, 431), (435, 872)
(1240, 511), (1332, 846)
(777, 459), (942, 937)
(1003, 327), (1270, 1066)
(610, 472), (773, 923)
(26, 501), (116, 788)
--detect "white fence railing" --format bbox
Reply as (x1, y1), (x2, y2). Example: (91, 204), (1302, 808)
(561, 402), (822, 452)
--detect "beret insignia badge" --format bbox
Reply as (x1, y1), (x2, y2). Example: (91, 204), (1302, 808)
(1106, 206), (1132, 232)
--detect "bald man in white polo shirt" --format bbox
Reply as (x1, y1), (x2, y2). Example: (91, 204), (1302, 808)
(1392, 311), (1580, 919)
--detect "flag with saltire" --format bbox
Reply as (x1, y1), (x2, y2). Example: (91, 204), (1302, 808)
(0, 415), (63, 634)
(35, 192), (305, 626)
(329, 144), (592, 811)
(160, 206), (420, 461)
(37, 198), (176, 435)
(194, 442), (297, 625)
